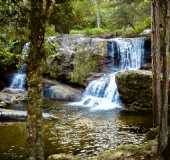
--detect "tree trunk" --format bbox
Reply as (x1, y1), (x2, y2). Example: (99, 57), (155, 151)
(151, 0), (158, 127)
(159, 0), (170, 159)
(94, 0), (101, 28)
(26, 0), (53, 160)
(152, 0), (161, 127)
(152, 0), (170, 159)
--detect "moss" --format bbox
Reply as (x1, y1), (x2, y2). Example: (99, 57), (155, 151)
(70, 51), (99, 85)
(96, 140), (158, 160)
(145, 128), (158, 141)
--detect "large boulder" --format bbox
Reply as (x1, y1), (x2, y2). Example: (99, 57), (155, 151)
(116, 70), (170, 111)
(44, 35), (108, 86)
(115, 70), (153, 111)
(43, 79), (82, 101)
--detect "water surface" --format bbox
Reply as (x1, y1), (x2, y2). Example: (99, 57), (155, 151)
(0, 100), (152, 159)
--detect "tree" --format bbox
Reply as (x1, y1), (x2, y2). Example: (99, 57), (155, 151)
(151, 0), (170, 159)
(93, 0), (101, 28)
(26, 0), (53, 160)
(49, 0), (75, 33)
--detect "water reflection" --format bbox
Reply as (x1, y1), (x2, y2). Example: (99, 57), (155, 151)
(0, 100), (152, 159)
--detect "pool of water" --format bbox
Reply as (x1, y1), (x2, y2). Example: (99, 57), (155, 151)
(0, 100), (152, 159)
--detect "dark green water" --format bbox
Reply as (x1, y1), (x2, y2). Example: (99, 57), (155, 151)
(0, 100), (152, 160)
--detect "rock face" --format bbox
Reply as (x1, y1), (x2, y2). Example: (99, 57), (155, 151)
(44, 35), (107, 86)
(116, 70), (153, 111)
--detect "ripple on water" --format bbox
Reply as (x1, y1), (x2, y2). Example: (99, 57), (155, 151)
(0, 100), (152, 159)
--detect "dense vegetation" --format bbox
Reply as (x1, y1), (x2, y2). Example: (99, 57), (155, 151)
(0, 0), (150, 71)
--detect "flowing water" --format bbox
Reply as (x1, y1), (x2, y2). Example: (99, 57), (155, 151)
(9, 42), (29, 91)
(0, 100), (152, 160)
(9, 65), (27, 90)
(0, 37), (152, 159)
(71, 38), (145, 111)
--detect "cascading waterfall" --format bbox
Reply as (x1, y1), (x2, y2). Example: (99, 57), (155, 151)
(10, 65), (27, 90)
(9, 43), (29, 90)
(70, 37), (145, 111)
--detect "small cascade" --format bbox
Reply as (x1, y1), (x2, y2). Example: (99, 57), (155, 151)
(70, 37), (145, 111)
(9, 43), (29, 91)
(10, 65), (27, 90)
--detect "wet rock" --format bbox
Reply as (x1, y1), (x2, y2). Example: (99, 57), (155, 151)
(0, 108), (52, 121)
(140, 29), (152, 36)
(145, 128), (158, 141)
(0, 88), (27, 104)
(43, 79), (82, 101)
(47, 154), (74, 160)
(44, 35), (108, 86)
(140, 63), (151, 70)
(116, 70), (152, 111)
(116, 70), (170, 111)
(96, 140), (158, 160)
(0, 101), (7, 108)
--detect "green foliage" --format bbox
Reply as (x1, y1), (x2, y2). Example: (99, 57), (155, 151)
(0, 42), (19, 71)
(70, 28), (110, 36)
(45, 25), (57, 37)
(70, 52), (97, 85)
(49, 1), (76, 33)
(70, 0), (151, 36)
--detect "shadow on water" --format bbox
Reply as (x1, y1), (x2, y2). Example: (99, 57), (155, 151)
(0, 100), (153, 160)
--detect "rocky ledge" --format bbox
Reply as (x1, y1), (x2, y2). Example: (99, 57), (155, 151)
(115, 70), (170, 111)
(116, 70), (152, 111)
(0, 79), (82, 105)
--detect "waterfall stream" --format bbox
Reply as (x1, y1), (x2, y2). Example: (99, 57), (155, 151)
(70, 37), (145, 111)
(9, 43), (29, 91)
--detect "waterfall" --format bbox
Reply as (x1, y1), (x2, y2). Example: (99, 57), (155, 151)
(9, 43), (29, 91)
(70, 37), (145, 111)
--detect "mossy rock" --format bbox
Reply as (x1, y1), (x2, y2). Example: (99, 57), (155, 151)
(43, 35), (107, 86)
(47, 154), (74, 160)
(96, 140), (158, 160)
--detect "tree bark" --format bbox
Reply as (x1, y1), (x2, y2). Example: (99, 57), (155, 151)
(159, 0), (170, 159)
(94, 0), (101, 28)
(152, 0), (161, 127)
(151, 0), (158, 127)
(26, 0), (53, 160)
(152, 0), (170, 159)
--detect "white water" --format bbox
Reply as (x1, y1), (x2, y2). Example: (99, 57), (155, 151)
(9, 43), (29, 91)
(70, 38), (145, 111)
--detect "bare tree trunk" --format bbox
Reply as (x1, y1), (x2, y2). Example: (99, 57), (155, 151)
(26, 0), (53, 160)
(151, 0), (158, 127)
(93, 0), (101, 28)
(152, 0), (161, 127)
(159, 0), (170, 159)
(152, 0), (170, 159)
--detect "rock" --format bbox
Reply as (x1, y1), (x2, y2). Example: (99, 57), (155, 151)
(0, 108), (52, 121)
(43, 79), (82, 101)
(96, 140), (158, 160)
(0, 88), (27, 104)
(44, 35), (108, 86)
(0, 101), (7, 108)
(116, 70), (170, 111)
(47, 154), (74, 160)
(141, 63), (151, 70)
(145, 128), (158, 141)
(115, 70), (153, 111)
(140, 28), (152, 36)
